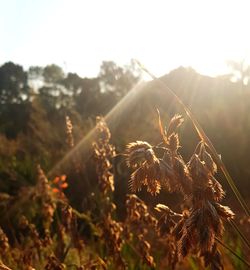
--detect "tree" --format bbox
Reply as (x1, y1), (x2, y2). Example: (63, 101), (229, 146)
(99, 60), (140, 97)
(38, 64), (67, 109)
(227, 59), (250, 88)
(62, 72), (82, 95)
(28, 66), (44, 91)
(43, 64), (65, 84)
(74, 78), (102, 116)
(0, 62), (29, 104)
(28, 66), (44, 81)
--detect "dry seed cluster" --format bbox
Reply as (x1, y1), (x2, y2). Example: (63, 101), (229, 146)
(126, 114), (235, 269)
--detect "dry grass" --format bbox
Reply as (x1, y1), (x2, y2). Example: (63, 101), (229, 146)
(0, 115), (249, 270)
(126, 113), (236, 269)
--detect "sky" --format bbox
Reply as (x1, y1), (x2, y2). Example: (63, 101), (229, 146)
(1, 0), (250, 78)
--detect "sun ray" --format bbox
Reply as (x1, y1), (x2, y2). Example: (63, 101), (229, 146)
(48, 80), (147, 177)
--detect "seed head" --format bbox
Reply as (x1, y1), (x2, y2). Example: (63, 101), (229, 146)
(166, 114), (184, 138)
(126, 141), (155, 168)
(199, 143), (217, 175)
(65, 115), (74, 148)
(168, 133), (180, 152)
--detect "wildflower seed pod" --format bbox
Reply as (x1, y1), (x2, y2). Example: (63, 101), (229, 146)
(166, 114), (184, 138)
(65, 115), (74, 148)
(199, 143), (217, 175)
(188, 154), (209, 188)
(168, 133), (180, 153)
(95, 116), (111, 143)
(126, 141), (154, 168)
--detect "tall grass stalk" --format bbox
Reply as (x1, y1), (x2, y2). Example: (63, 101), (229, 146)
(216, 238), (250, 268)
(134, 59), (250, 218)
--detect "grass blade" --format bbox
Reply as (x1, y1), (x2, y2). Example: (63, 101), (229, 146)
(229, 219), (250, 250)
(216, 238), (250, 268)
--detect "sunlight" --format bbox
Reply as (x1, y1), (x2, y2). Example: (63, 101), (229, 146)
(2, 0), (250, 77)
(2, 1), (250, 269)
(48, 80), (147, 177)
(42, 0), (250, 77)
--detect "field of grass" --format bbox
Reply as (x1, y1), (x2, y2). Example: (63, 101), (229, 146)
(0, 110), (250, 270)
(1, 62), (250, 270)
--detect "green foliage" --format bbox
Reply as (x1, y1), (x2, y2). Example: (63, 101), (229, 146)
(43, 64), (65, 84)
(0, 62), (30, 104)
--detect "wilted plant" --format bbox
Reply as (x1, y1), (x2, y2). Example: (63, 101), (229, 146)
(126, 113), (235, 269)
(92, 117), (126, 269)
(126, 114), (192, 196)
(65, 115), (74, 148)
(125, 194), (157, 268)
(93, 116), (115, 194)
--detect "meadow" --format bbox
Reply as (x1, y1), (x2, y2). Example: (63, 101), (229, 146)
(0, 61), (250, 269)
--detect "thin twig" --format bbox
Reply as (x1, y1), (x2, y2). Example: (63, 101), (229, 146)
(229, 219), (250, 250)
(216, 238), (250, 268)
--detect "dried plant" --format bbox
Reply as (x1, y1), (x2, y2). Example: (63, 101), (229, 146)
(125, 194), (157, 268)
(126, 114), (236, 269)
(45, 256), (65, 270)
(65, 115), (74, 148)
(93, 117), (115, 194)
(177, 142), (234, 267)
(0, 114), (247, 270)
(126, 114), (192, 196)
(92, 117), (126, 269)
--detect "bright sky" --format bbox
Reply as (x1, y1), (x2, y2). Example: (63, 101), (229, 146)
(1, 0), (250, 78)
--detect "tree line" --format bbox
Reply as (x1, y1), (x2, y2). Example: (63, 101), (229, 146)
(1, 59), (250, 203)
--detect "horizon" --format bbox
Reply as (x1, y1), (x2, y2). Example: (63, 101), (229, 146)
(0, 59), (232, 80)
